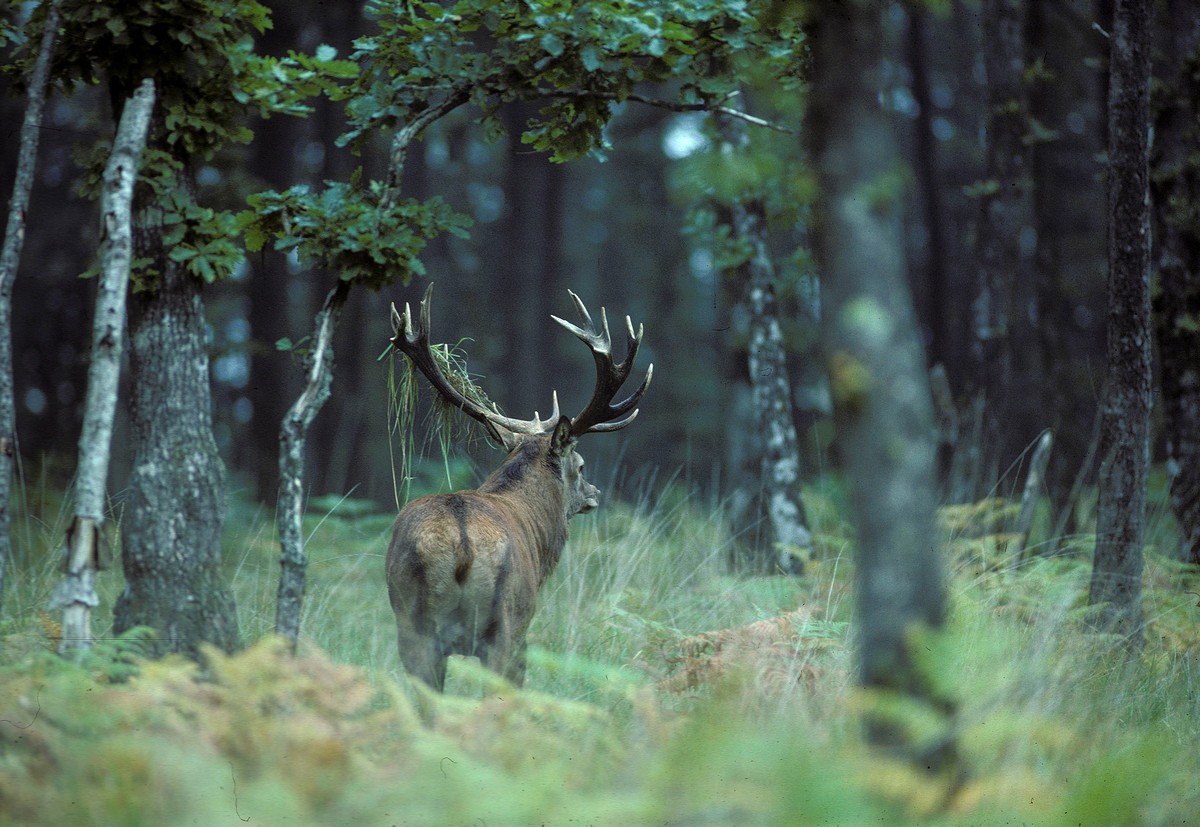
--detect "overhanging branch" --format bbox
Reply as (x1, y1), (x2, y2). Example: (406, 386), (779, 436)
(539, 88), (798, 134)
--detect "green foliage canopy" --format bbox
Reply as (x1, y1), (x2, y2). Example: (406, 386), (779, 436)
(8, 0), (804, 291)
(244, 0), (807, 291)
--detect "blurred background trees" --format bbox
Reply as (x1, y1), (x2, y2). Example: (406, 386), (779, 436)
(0, 0), (1192, 577)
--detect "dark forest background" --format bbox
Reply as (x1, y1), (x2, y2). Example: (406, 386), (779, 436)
(0, 0), (1152, 531)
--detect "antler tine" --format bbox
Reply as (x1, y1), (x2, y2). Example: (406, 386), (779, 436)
(553, 290), (653, 438)
(388, 283), (560, 450)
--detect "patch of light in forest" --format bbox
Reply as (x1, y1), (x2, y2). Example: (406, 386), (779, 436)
(931, 82), (954, 109)
(932, 116), (955, 141)
(24, 388), (46, 415)
(467, 183), (504, 223)
(1019, 226), (1037, 256)
(197, 166), (221, 186)
(302, 140), (325, 171)
(226, 317), (250, 343)
(689, 247), (714, 283)
(214, 353), (249, 389)
(662, 113), (708, 160)
(233, 397), (253, 424)
(887, 86), (918, 118)
(427, 135), (449, 169)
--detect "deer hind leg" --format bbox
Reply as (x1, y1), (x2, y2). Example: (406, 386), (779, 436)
(501, 638), (528, 686)
(396, 621), (448, 691)
(478, 620), (528, 687)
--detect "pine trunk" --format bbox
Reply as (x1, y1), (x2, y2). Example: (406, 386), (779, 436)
(1087, 0), (1152, 643)
(972, 0), (1032, 493)
(1151, 0), (1200, 565)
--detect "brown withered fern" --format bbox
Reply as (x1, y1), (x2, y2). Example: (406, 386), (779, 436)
(655, 607), (842, 699)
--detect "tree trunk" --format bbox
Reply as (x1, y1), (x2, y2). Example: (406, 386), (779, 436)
(731, 198), (811, 575)
(51, 80), (155, 657)
(1087, 0), (1152, 644)
(497, 102), (565, 419)
(1151, 0), (1200, 566)
(971, 0), (1033, 494)
(275, 281), (349, 650)
(1028, 0), (1110, 535)
(114, 127), (240, 657)
(906, 7), (952, 384)
(807, 0), (953, 771)
(0, 0), (63, 616)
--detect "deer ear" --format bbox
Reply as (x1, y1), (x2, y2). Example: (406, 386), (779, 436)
(549, 415), (575, 457)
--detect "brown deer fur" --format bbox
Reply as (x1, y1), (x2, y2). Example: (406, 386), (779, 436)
(385, 417), (598, 690)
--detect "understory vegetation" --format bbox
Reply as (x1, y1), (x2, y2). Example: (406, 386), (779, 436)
(1, 468), (1198, 826)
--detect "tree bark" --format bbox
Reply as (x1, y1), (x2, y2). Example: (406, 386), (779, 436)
(0, 0), (63, 617)
(906, 7), (952, 383)
(275, 281), (349, 650)
(1087, 0), (1152, 644)
(114, 109), (240, 657)
(732, 199), (811, 575)
(1151, 0), (1200, 565)
(971, 0), (1033, 495)
(807, 0), (952, 770)
(50, 79), (155, 657)
(497, 101), (565, 418)
(1027, 1), (1110, 534)
(1013, 428), (1052, 564)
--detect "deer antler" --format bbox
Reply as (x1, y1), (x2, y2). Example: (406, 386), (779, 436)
(389, 284), (560, 451)
(551, 290), (654, 438)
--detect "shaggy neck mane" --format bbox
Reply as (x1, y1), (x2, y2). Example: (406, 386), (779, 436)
(478, 439), (569, 571)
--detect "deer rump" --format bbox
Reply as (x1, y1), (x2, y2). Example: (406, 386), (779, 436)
(385, 432), (574, 691)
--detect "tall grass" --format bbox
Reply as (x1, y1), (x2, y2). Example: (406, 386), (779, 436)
(2, 458), (1199, 825)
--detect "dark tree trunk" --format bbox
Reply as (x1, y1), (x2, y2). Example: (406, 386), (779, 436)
(1028, 1), (1110, 537)
(0, 0), (63, 616)
(1151, 0), (1200, 565)
(972, 0), (1034, 493)
(808, 0), (952, 770)
(906, 7), (952, 379)
(497, 102), (565, 419)
(1087, 0), (1152, 643)
(114, 129), (239, 656)
(244, 32), (304, 500)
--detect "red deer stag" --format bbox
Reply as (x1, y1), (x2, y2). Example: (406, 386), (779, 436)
(385, 285), (652, 690)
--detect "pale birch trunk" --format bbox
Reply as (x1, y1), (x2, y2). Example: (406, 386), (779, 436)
(50, 80), (155, 657)
(275, 281), (349, 649)
(736, 200), (812, 575)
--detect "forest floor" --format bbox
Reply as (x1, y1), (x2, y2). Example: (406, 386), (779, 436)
(1, 470), (1198, 825)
